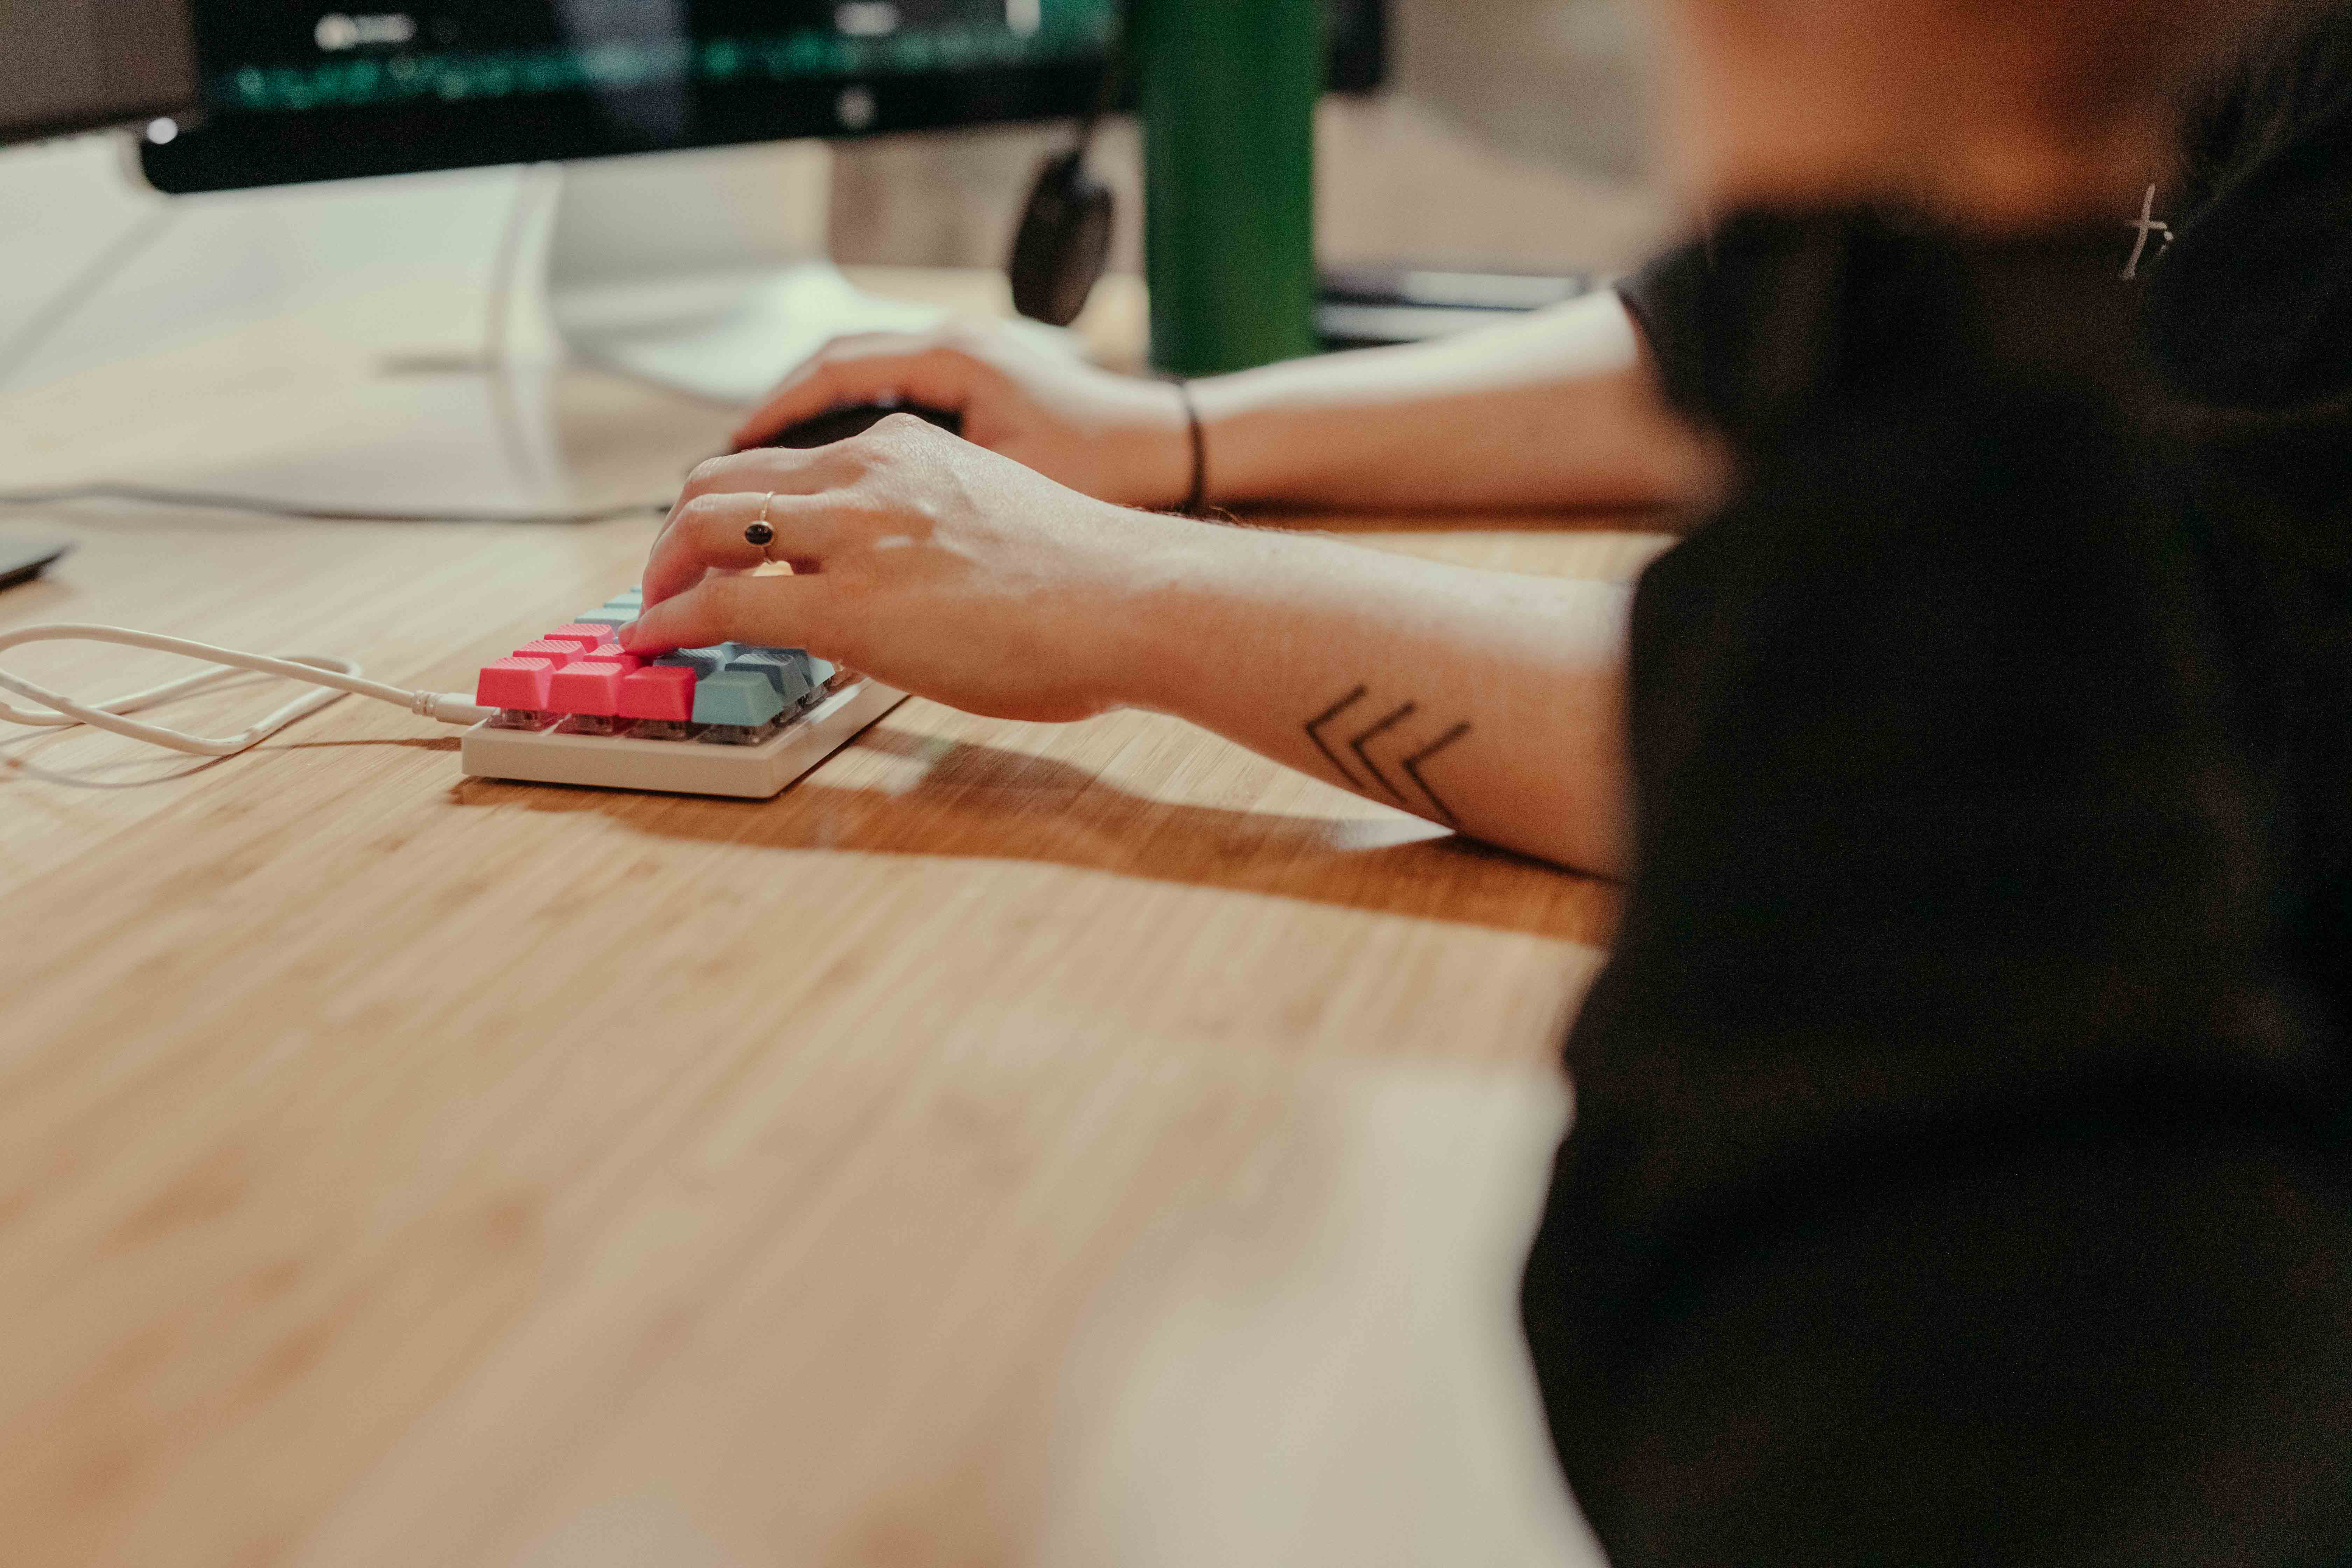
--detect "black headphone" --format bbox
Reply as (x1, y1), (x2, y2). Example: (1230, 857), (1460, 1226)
(1008, 145), (1114, 327)
(1007, 13), (1124, 327)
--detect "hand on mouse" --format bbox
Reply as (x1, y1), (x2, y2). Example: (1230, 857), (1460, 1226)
(730, 322), (1196, 511)
(626, 413), (1193, 724)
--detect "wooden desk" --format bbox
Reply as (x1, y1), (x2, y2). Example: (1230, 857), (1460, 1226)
(0, 264), (1661, 1567)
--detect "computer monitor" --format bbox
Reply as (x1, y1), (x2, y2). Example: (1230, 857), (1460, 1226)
(142, 2), (1385, 194)
(128, 1), (1384, 405)
(0, 0), (198, 147)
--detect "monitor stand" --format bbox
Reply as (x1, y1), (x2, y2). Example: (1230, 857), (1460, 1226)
(538, 141), (957, 407)
(8, 139), (1045, 519)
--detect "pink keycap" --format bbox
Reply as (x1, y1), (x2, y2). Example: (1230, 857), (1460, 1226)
(513, 639), (582, 666)
(476, 657), (556, 710)
(588, 644), (644, 674)
(548, 659), (629, 715)
(542, 625), (608, 650)
(618, 665), (696, 722)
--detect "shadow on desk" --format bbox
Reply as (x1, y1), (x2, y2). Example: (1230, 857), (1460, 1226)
(451, 722), (1619, 945)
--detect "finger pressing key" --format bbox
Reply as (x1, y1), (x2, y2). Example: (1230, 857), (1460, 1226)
(621, 571), (835, 659)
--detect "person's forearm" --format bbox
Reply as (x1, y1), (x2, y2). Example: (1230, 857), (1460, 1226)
(626, 423), (1635, 872)
(1110, 524), (1633, 876)
(1188, 292), (1713, 515)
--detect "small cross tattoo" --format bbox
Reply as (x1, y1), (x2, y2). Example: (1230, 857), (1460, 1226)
(2124, 184), (2174, 281)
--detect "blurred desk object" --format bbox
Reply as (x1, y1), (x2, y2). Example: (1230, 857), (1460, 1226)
(0, 253), (1660, 1566)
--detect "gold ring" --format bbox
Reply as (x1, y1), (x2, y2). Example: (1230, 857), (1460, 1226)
(744, 493), (777, 553)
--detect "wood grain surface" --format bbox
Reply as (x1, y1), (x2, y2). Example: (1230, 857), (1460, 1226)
(0, 261), (1666, 1567)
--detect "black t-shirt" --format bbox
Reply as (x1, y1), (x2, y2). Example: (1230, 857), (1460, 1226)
(1619, 5), (2352, 1032)
(1523, 13), (2352, 1566)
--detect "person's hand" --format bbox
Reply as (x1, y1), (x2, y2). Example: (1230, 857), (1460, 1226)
(729, 322), (1196, 510)
(623, 414), (1194, 724)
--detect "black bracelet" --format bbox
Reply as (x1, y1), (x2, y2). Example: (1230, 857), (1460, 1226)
(1170, 377), (1209, 517)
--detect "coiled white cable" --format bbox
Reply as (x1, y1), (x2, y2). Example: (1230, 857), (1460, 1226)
(0, 624), (495, 758)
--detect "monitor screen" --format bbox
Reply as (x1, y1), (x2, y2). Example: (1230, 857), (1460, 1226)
(0, 0), (199, 146)
(141, 1), (1384, 194)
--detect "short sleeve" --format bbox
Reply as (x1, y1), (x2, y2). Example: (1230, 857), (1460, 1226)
(1614, 239), (1713, 415)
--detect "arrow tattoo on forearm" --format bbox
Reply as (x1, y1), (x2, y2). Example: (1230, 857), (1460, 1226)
(1302, 685), (1473, 826)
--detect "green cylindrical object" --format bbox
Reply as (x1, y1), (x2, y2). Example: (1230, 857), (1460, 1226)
(1131, 0), (1321, 377)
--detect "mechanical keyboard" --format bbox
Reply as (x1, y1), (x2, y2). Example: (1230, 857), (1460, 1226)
(460, 587), (905, 799)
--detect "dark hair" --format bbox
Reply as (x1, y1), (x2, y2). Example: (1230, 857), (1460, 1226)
(2176, 0), (2352, 205)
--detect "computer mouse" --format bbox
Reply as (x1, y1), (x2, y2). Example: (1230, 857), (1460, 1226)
(744, 400), (964, 451)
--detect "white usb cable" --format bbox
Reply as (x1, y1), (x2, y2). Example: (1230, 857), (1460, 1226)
(0, 623), (494, 759)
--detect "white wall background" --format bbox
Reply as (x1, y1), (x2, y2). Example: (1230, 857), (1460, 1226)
(1397, 0), (1653, 183)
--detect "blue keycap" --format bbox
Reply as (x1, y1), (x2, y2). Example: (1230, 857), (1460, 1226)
(726, 650), (813, 707)
(752, 646), (833, 694)
(692, 671), (786, 728)
(654, 643), (733, 680)
(606, 587), (644, 608)
(578, 609), (633, 628)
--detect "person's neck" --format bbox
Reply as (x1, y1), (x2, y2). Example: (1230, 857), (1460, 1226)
(1666, 60), (2168, 231)
(1699, 133), (2160, 232)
